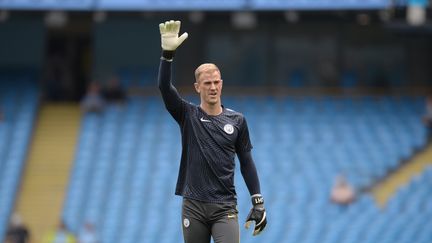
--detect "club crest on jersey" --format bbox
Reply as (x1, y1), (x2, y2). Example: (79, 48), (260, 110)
(183, 218), (190, 228)
(224, 124), (234, 134)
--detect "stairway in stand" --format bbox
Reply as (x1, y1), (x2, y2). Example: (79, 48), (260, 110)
(373, 143), (432, 206)
(15, 103), (81, 243)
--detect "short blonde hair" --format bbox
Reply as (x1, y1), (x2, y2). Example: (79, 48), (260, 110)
(194, 63), (221, 82)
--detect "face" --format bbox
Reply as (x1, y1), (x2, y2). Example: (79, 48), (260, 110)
(194, 70), (223, 106)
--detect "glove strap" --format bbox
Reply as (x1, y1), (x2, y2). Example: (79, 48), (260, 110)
(251, 194), (264, 206)
(161, 50), (175, 61)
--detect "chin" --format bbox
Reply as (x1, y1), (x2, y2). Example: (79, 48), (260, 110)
(206, 99), (219, 105)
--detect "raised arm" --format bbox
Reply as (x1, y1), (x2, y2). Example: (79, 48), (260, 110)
(158, 20), (188, 119)
(158, 58), (183, 113)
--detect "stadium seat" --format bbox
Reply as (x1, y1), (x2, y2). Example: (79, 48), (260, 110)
(62, 95), (431, 243)
(0, 77), (38, 241)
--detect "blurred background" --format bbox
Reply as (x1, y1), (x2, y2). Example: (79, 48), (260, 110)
(1, 0), (432, 242)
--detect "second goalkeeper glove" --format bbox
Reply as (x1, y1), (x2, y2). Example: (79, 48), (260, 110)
(245, 194), (267, 236)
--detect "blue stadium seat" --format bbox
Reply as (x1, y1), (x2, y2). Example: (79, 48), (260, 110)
(61, 95), (431, 243)
(0, 77), (38, 241)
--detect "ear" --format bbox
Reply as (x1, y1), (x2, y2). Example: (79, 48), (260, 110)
(194, 82), (200, 93)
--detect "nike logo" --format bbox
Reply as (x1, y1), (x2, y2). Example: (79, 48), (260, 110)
(200, 117), (211, 122)
(227, 214), (237, 219)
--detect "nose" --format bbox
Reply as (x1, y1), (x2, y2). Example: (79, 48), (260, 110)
(210, 82), (216, 90)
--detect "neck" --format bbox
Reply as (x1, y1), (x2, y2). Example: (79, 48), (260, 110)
(200, 102), (223, 116)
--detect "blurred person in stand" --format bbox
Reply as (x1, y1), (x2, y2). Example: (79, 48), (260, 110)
(42, 221), (76, 243)
(77, 222), (98, 243)
(330, 174), (356, 205)
(80, 82), (105, 113)
(4, 213), (30, 243)
(102, 76), (127, 104)
(0, 106), (4, 121)
(422, 95), (432, 142)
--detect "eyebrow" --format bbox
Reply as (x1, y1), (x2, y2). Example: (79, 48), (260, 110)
(202, 79), (221, 83)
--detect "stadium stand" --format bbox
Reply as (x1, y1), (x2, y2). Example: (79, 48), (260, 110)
(0, 73), (39, 241)
(117, 68), (156, 88)
(62, 95), (430, 243)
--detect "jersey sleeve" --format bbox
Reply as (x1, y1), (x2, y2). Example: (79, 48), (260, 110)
(237, 150), (261, 195)
(235, 116), (253, 153)
(158, 58), (187, 123)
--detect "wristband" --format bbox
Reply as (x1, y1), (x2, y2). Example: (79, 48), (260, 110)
(162, 50), (175, 60)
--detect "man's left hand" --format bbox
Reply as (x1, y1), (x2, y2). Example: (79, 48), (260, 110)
(245, 194), (267, 236)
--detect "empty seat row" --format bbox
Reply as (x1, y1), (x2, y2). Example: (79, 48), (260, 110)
(63, 95), (429, 243)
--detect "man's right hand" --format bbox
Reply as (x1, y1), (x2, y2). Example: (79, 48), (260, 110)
(159, 20), (188, 51)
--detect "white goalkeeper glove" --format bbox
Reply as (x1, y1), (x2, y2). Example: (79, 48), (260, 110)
(159, 20), (188, 51)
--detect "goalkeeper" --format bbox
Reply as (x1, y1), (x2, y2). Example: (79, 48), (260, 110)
(157, 20), (267, 243)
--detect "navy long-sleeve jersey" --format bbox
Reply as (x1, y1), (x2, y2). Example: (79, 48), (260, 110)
(158, 58), (261, 203)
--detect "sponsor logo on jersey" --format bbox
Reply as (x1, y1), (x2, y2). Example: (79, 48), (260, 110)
(224, 124), (234, 134)
(200, 117), (211, 122)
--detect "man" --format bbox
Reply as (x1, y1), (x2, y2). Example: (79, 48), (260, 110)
(330, 174), (356, 205)
(422, 95), (432, 142)
(78, 222), (99, 243)
(158, 20), (267, 243)
(80, 82), (105, 113)
(5, 213), (30, 243)
(42, 221), (76, 243)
